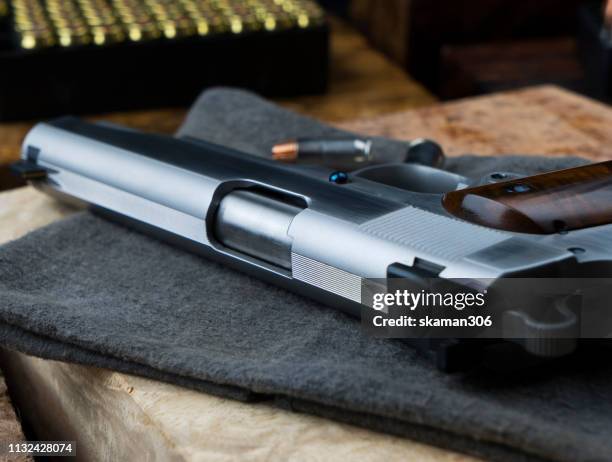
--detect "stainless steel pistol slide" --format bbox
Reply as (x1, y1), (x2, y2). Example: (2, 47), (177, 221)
(12, 117), (612, 370)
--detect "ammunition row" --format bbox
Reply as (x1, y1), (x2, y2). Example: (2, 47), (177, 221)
(79, 0), (125, 45)
(12, 0), (55, 48)
(112, 0), (161, 41)
(10, 0), (324, 49)
(144, 0), (195, 39)
(46, 0), (91, 47)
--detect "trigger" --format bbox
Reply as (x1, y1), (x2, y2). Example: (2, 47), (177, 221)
(353, 163), (469, 194)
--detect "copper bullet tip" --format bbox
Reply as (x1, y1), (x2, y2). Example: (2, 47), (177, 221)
(272, 141), (299, 161)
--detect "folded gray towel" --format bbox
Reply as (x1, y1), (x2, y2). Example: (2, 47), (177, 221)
(0, 88), (606, 462)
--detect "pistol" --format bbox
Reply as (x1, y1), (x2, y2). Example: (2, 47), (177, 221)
(12, 117), (612, 370)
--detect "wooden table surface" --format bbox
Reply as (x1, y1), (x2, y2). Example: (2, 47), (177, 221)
(342, 85), (612, 161)
(0, 85), (609, 461)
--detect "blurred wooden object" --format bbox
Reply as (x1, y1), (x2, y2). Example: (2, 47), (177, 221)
(350, 0), (585, 93)
(577, 3), (612, 102)
(350, 0), (410, 66)
(0, 85), (609, 461)
(439, 38), (585, 99)
(0, 17), (435, 182)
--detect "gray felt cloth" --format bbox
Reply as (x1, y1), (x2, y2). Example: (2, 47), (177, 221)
(0, 88), (608, 462)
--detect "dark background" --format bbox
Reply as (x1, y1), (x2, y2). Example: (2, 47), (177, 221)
(348, 0), (609, 102)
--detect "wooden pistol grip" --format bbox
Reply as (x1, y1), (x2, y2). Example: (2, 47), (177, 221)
(442, 161), (612, 234)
